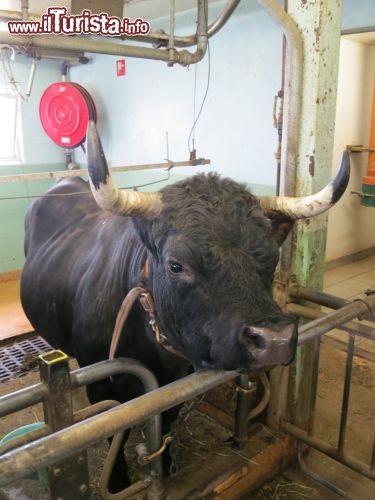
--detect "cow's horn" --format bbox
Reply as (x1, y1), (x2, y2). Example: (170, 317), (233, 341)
(258, 151), (350, 219)
(86, 121), (163, 217)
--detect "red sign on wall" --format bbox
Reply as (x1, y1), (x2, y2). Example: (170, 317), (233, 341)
(116, 59), (126, 77)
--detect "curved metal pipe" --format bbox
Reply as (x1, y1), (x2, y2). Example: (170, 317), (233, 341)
(249, 370), (271, 420)
(257, 0), (303, 269)
(258, 0), (303, 196)
(0, 0), (209, 66)
(70, 358), (159, 393)
(0, 358), (164, 498)
(0, 369), (236, 487)
(0, 30), (205, 65)
(144, 0), (240, 47)
(0, 0), (240, 48)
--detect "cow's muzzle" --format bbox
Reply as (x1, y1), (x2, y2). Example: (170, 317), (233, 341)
(240, 321), (298, 368)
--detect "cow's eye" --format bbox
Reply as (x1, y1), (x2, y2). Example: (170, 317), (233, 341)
(169, 261), (183, 274)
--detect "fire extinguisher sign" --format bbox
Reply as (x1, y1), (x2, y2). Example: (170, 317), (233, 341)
(116, 59), (126, 77)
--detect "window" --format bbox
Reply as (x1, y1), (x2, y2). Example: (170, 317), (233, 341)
(0, 91), (22, 164)
(0, 42), (24, 165)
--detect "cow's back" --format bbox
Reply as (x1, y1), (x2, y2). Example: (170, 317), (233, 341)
(24, 177), (99, 255)
(21, 177), (143, 357)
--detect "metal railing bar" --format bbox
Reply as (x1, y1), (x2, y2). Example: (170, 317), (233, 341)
(337, 335), (355, 454)
(233, 373), (252, 450)
(0, 159), (210, 184)
(297, 295), (375, 345)
(70, 358), (159, 393)
(288, 303), (375, 341)
(307, 337), (320, 437)
(0, 358), (157, 418)
(298, 446), (354, 499)
(0, 400), (120, 455)
(281, 421), (375, 482)
(371, 436), (375, 471)
(0, 383), (48, 418)
(291, 286), (349, 310)
(0, 369), (235, 487)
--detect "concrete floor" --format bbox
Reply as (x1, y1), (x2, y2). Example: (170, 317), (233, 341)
(1, 257), (375, 498)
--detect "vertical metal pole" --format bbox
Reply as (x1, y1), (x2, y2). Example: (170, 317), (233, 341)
(39, 350), (90, 500)
(306, 337), (321, 436)
(286, 0), (343, 429)
(371, 435), (375, 471)
(233, 374), (253, 450)
(168, 0), (175, 65)
(337, 334), (355, 454)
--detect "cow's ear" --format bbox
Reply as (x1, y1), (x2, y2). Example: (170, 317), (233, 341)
(268, 213), (295, 246)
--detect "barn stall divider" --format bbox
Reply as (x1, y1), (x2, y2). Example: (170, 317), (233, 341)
(0, 353), (239, 499)
(271, 272), (375, 497)
(1, 289), (375, 498)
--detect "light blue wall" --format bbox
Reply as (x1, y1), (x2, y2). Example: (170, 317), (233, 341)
(0, 58), (64, 272)
(342, 0), (375, 29)
(72, 1), (283, 191)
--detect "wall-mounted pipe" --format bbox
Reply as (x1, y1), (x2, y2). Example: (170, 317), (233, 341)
(0, 31), (202, 65)
(0, 0), (209, 66)
(0, 1), (240, 49)
(0, 9), (39, 21)
(25, 57), (36, 97)
(20, 0), (28, 21)
(168, 0), (176, 65)
(257, 0), (303, 270)
(0, 158), (210, 184)
(258, 0), (303, 197)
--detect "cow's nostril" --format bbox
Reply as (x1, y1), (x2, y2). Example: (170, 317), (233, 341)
(241, 327), (266, 349)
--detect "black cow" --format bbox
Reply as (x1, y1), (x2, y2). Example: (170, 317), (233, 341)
(20, 122), (350, 493)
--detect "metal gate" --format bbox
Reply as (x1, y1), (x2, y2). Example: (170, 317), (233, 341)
(278, 277), (375, 497)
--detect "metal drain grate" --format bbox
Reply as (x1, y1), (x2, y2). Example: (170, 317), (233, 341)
(0, 336), (53, 382)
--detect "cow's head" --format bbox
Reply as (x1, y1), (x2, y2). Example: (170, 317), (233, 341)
(86, 122), (350, 371)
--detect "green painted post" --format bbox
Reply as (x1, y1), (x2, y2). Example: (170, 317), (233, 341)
(286, 0), (342, 428)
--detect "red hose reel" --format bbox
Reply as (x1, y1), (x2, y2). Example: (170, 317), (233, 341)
(39, 82), (97, 148)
